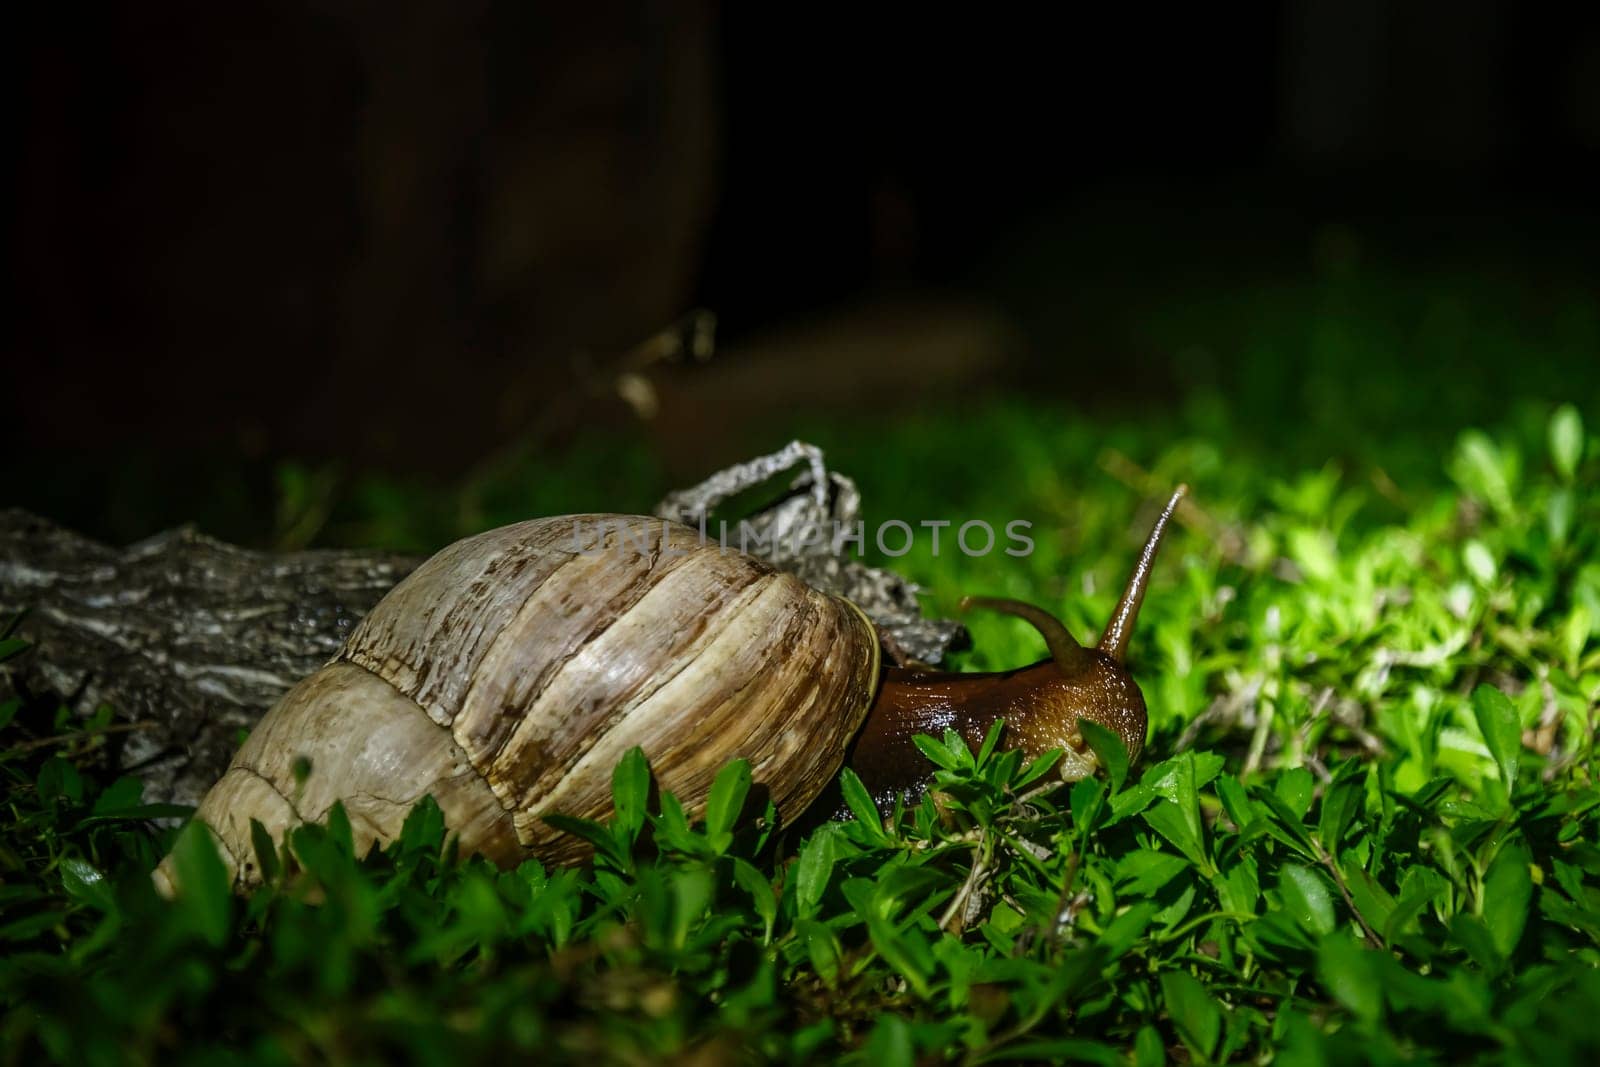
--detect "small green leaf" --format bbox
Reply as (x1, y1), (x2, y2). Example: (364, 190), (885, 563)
(1450, 913), (1504, 971)
(397, 795), (446, 856)
(542, 814), (628, 868)
(1287, 527), (1339, 585)
(1451, 430), (1516, 515)
(704, 759), (751, 854)
(731, 857), (776, 939)
(975, 717), (1005, 767)
(1471, 685), (1521, 802)
(325, 802), (354, 856)
(1079, 718), (1130, 793)
(167, 821), (232, 946)
(994, 1039), (1123, 1066)
(74, 802), (194, 828)
(87, 703), (114, 731)
(1549, 403), (1584, 482)
(1482, 840), (1533, 960)
(795, 824), (840, 918)
(942, 728), (975, 769)
(1547, 487), (1574, 545)
(838, 768), (888, 842)
(1117, 849), (1189, 896)
(1216, 856), (1261, 917)
(0, 911), (71, 942)
(250, 819), (281, 883)
(797, 917), (844, 987)
(37, 758), (83, 806)
(1462, 540), (1497, 587)
(669, 867), (712, 949)
(1317, 765), (1362, 854)
(1317, 936), (1383, 1021)
(1134, 1026), (1166, 1067)
(649, 791), (706, 857)
(911, 733), (961, 771)
(983, 747), (1023, 791)
(1070, 776), (1107, 836)
(1562, 605), (1592, 675)
(1013, 748), (1063, 790)
(1252, 788), (1317, 859)
(1138, 752), (1206, 863)
(861, 908), (933, 998)
(861, 1012), (914, 1067)
(89, 776), (143, 817)
(1345, 867), (1398, 944)
(1389, 867), (1447, 941)
(871, 869), (942, 920)
(1098, 901), (1157, 958)
(58, 857), (116, 912)
(1143, 799), (1209, 872)
(611, 746), (650, 844)
(1279, 863), (1336, 936)
(1160, 970), (1221, 1060)
(1215, 774), (1255, 830)
(1275, 767), (1315, 820)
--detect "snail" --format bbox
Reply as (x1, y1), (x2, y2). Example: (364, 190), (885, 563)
(154, 486), (1185, 893)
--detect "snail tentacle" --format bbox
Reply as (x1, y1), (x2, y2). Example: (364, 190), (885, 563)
(1098, 485), (1187, 664)
(959, 595), (1094, 677)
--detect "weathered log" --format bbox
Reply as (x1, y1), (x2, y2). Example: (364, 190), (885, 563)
(0, 510), (419, 806)
(1, 443), (966, 808)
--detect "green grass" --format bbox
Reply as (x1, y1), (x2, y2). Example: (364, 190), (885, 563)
(4, 267), (1600, 1062)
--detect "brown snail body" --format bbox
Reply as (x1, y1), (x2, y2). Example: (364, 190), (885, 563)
(156, 490), (1184, 892)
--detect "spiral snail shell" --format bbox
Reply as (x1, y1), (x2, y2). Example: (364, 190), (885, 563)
(156, 488), (1184, 892)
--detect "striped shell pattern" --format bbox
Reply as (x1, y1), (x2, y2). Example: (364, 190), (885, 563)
(167, 514), (880, 887)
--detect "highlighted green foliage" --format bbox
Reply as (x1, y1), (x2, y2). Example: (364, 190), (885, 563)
(3, 394), (1599, 1063)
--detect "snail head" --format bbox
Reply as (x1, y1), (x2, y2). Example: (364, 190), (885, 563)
(960, 484), (1186, 780)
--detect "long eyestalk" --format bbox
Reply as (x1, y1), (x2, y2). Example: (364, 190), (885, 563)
(960, 595), (1093, 676)
(1097, 485), (1187, 664)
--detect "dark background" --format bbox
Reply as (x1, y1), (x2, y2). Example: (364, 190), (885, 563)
(10, 2), (1600, 543)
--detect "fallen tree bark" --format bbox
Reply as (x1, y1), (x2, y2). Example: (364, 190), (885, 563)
(1, 443), (966, 807)
(0, 510), (419, 806)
